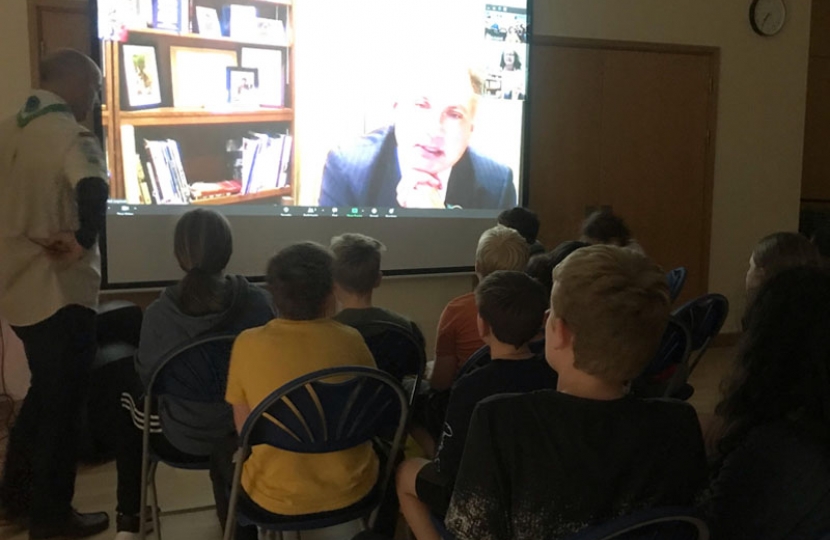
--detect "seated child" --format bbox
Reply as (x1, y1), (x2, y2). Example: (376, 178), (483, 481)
(225, 242), (379, 516)
(431, 225), (530, 391)
(445, 245), (708, 539)
(330, 232), (425, 346)
(114, 209), (274, 540)
(397, 271), (558, 540)
(706, 267), (830, 540)
(497, 206), (545, 256)
(580, 209), (644, 253)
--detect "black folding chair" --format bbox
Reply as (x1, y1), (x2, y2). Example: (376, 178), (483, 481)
(672, 294), (729, 376)
(666, 267), (688, 303)
(224, 366), (409, 540)
(131, 334), (238, 539)
(632, 317), (692, 399)
(351, 320), (426, 404)
(565, 507), (709, 540)
(455, 339), (545, 383)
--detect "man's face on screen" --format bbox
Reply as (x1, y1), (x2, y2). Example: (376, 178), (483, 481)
(393, 74), (477, 177)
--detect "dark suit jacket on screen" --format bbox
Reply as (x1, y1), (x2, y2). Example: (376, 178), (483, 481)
(318, 126), (517, 210)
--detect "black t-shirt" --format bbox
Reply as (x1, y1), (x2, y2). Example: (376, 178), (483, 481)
(445, 391), (708, 540)
(707, 421), (830, 540)
(436, 356), (558, 483)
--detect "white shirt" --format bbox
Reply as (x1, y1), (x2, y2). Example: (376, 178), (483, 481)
(0, 91), (108, 326)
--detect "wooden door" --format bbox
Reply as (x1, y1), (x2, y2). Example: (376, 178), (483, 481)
(598, 49), (714, 301)
(528, 45), (603, 248)
(28, 0), (94, 131)
(528, 39), (717, 302)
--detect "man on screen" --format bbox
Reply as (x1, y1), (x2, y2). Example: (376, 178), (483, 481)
(318, 65), (517, 210)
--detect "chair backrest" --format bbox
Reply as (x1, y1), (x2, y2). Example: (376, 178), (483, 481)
(148, 334), (238, 403)
(350, 320), (426, 383)
(238, 366), (409, 527)
(667, 267), (688, 303)
(640, 317), (692, 379)
(566, 507), (709, 540)
(455, 339), (546, 383)
(241, 366), (408, 454)
(672, 293), (729, 373)
(455, 344), (492, 382)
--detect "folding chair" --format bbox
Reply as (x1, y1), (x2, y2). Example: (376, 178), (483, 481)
(223, 366), (409, 540)
(455, 339), (546, 383)
(565, 507), (709, 540)
(631, 317), (692, 399)
(666, 267), (688, 303)
(672, 294), (729, 375)
(134, 333), (239, 539)
(351, 320), (426, 404)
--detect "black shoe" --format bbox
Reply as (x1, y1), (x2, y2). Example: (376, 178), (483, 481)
(0, 504), (28, 529)
(29, 510), (109, 539)
(115, 512), (140, 534)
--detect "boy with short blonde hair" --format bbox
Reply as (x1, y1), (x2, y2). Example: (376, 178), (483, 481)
(446, 246), (708, 540)
(431, 225), (529, 391)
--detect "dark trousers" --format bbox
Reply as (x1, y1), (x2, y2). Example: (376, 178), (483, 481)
(0, 305), (97, 525)
(113, 368), (256, 540)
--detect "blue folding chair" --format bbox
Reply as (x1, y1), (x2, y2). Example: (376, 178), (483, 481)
(351, 320), (426, 404)
(667, 267), (688, 303)
(632, 317), (692, 399)
(566, 507), (709, 540)
(672, 293), (729, 375)
(133, 333), (239, 539)
(223, 366), (409, 540)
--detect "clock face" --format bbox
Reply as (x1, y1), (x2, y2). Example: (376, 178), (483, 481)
(751, 0), (787, 36)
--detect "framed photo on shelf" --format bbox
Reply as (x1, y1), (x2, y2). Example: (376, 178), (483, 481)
(195, 6), (222, 37)
(227, 67), (259, 105)
(170, 46), (239, 108)
(240, 47), (283, 108)
(122, 44), (162, 109)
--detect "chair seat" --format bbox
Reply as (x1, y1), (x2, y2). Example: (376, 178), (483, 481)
(236, 486), (380, 532)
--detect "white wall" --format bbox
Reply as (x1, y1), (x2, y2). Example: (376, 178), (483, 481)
(536, 0), (813, 330)
(0, 0), (31, 118)
(0, 0), (32, 399)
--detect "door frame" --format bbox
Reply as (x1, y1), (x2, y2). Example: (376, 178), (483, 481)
(27, 0), (90, 87)
(528, 35), (720, 293)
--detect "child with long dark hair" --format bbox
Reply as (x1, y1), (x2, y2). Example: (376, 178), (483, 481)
(707, 266), (830, 539)
(114, 209), (274, 540)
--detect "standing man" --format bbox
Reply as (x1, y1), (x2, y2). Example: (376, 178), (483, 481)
(0, 49), (110, 538)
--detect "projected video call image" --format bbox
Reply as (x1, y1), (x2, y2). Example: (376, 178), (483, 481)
(99, 0), (529, 212)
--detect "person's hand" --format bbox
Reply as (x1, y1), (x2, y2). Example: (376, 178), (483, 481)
(396, 170), (445, 209)
(30, 232), (85, 262)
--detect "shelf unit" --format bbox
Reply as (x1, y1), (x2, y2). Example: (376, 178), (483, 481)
(102, 0), (295, 205)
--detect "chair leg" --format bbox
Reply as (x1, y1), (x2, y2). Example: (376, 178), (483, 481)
(149, 462), (162, 540)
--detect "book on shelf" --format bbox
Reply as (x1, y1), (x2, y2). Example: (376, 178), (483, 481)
(120, 125), (143, 204)
(142, 138), (192, 204)
(240, 131), (292, 195)
(191, 180), (242, 198)
(222, 4), (258, 39)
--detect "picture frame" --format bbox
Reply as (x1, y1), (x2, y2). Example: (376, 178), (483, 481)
(122, 44), (163, 109)
(170, 46), (239, 108)
(152, 0), (182, 32)
(227, 67), (259, 105)
(195, 6), (222, 37)
(240, 47), (283, 108)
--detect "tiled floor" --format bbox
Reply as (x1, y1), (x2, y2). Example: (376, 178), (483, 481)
(0, 347), (734, 540)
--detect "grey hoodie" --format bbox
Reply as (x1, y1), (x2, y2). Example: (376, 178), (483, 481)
(137, 275), (274, 455)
